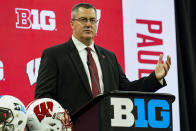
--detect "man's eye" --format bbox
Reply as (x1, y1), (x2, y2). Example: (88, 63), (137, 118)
(80, 18), (87, 21)
(90, 19), (96, 22)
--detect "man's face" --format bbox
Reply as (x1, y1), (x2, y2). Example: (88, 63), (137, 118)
(71, 7), (97, 43)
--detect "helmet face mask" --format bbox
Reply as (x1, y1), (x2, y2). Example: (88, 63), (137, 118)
(0, 108), (14, 131)
(0, 95), (27, 131)
(0, 108), (13, 124)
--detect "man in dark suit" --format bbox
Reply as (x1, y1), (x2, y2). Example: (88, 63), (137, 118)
(35, 3), (171, 115)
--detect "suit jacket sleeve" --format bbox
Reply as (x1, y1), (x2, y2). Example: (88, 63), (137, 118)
(113, 54), (166, 92)
(35, 49), (57, 99)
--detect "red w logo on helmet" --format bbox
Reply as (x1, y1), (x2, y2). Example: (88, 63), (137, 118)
(33, 101), (53, 122)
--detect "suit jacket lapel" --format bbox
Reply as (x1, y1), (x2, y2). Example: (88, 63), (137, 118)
(67, 39), (93, 98)
(94, 45), (110, 93)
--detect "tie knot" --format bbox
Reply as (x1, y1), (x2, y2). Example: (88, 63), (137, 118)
(86, 47), (90, 51)
(86, 47), (91, 54)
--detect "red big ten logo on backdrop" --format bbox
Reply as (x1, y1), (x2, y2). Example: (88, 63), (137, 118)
(15, 8), (56, 31)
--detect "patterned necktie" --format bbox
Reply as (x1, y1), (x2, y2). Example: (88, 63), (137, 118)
(86, 47), (100, 97)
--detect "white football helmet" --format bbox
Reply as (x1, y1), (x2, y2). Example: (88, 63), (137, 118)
(0, 95), (27, 131)
(26, 98), (72, 131)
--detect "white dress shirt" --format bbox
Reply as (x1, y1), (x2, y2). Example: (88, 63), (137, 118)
(72, 35), (104, 94)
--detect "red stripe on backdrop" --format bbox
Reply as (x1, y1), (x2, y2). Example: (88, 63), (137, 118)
(0, 0), (124, 105)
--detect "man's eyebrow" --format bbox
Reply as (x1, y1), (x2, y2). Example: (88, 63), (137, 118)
(78, 17), (96, 19)
(79, 17), (86, 18)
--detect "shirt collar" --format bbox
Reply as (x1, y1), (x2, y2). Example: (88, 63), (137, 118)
(72, 35), (96, 53)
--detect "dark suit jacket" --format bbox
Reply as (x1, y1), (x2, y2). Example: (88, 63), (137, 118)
(35, 38), (166, 115)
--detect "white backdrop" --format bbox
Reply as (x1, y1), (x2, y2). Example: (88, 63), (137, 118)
(122, 0), (180, 130)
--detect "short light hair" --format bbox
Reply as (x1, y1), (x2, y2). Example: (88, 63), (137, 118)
(71, 3), (97, 20)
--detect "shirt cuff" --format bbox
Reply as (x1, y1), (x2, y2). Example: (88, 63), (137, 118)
(159, 78), (164, 85)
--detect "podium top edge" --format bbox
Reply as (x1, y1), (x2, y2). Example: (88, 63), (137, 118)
(107, 90), (175, 102)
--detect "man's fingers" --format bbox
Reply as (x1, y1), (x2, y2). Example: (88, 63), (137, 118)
(163, 64), (168, 75)
(166, 60), (170, 70)
(167, 55), (171, 65)
(158, 54), (163, 64)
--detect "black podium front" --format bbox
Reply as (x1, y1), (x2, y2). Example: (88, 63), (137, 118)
(71, 91), (175, 131)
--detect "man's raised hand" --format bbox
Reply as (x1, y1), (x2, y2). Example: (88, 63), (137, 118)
(155, 54), (171, 80)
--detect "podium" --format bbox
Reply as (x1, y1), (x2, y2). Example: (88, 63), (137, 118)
(71, 91), (175, 131)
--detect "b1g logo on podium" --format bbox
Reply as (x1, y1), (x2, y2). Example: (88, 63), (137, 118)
(111, 97), (171, 129)
(15, 8), (56, 31)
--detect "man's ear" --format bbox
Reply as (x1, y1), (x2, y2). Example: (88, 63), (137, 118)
(70, 20), (74, 29)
